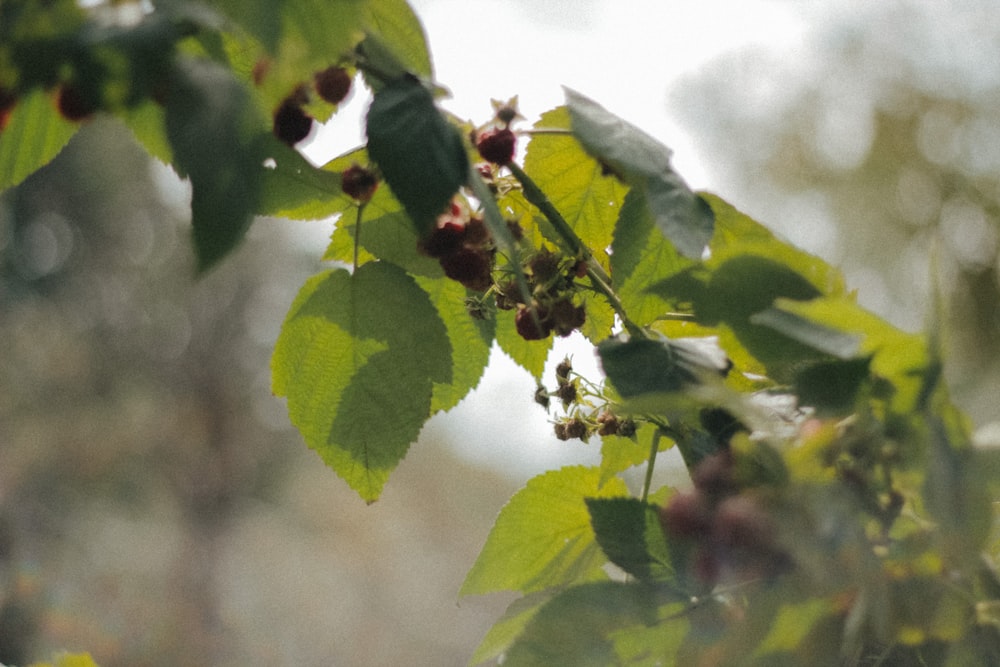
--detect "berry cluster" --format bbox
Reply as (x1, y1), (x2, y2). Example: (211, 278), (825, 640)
(496, 249), (587, 341)
(536, 358), (636, 442)
(473, 96), (522, 165)
(658, 450), (791, 588)
(271, 65), (353, 146)
(419, 202), (495, 292)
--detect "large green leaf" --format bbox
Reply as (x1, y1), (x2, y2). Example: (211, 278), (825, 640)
(565, 88), (713, 259)
(365, 75), (468, 236)
(522, 106), (627, 269)
(362, 0), (433, 79)
(502, 581), (688, 667)
(164, 57), (266, 271)
(257, 140), (347, 220)
(271, 262), (451, 502)
(586, 497), (680, 586)
(597, 334), (729, 400)
(611, 189), (692, 327)
(461, 466), (628, 596)
(0, 89), (79, 192)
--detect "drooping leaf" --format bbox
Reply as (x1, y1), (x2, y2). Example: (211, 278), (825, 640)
(502, 581), (688, 667)
(586, 497), (680, 586)
(365, 75), (468, 236)
(164, 57), (267, 271)
(271, 262), (451, 502)
(521, 106), (627, 269)
(0, 89), (80, 192)
(362, 0), (433, 79)
(460, 466), (628, 596)
(565, 88), (713, 258)
(597, 334), (729, 400)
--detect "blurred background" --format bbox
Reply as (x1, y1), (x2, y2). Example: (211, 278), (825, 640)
(1, 1), (998, 664)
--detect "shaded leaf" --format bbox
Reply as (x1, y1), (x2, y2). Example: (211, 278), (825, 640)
(366, 75), (468, 235)
(565, 88), (713, 258)
(461, 466), (628, 596)
(0, 89), (79, 192)
(586, 497), (678, 585)
(598, 334), (729, 399)
(271, 262), (450, 502)
(257, 140), (346, 220)
(469, 590), (556, 667)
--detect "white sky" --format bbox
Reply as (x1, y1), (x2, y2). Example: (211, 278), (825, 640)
(302, 0), (815, 480)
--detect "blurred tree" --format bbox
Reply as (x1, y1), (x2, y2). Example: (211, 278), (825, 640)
(671, 0), (1000, 424)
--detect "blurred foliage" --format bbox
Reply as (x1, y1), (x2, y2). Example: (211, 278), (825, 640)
(670, 0), (1000, 424)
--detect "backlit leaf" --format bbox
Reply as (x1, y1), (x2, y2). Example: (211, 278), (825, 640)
(460, 466), (628, 596)
(0, 89), (79, 192)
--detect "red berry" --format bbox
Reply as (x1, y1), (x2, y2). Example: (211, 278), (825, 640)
(463, 215), (491, 246)
(439, 247), (493, 292)
(0, 88), (15, 131)
(712, 496), (776, 552)
(515, 304), (551, 341)
(549, 298), (586, 337)
(596, 411), (620, 436)
(659, 491), (712, 539)
(56, 83), (98, 121)
(314, 66), (352, 105)
(476, 127), (516, 165)
(691, 451), (736, 498)
(341, 163), (378, 202)
(420, 219), (467, 258)
(273, 98), (313, 146)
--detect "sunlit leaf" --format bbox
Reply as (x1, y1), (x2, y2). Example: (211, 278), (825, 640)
(521, 106), (627, 269)
(460, 466), (628, 596)
(565, 88), (713, 258)
(495, 309), (552, 380)
(0, 89), (79, 192)
(366, 75), (468, 235)
(469, 590), (556, 667)
(271, 262), (450, 502)
(362, 0), (433, 79)
(257, 140), (346, 220)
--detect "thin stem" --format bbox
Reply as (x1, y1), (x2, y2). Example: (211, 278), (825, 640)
(640, 429), (663, 503)
(352, 203), (366, 272)
(505, 161), (646, 338)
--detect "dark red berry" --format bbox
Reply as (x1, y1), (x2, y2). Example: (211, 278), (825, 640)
(56, 83), (98, 121)
(555, 381), (577, 406)
(555, 418), (588, 441)
(693, 546), (721, 586)
(549, 299), (586, 337)
(555, 357), (572, 383)
(515, 304), (551, 341)
(534, 385), (551, 409)
(273, 98), (314, 146)
(712, 496), (776, 552)
(439, 247), (493, 292)
(0, 88), (15, 131)
(420, 219), (466, 258)
(314, 66), (352, 105)
(341, 163), (378, 202)
(691, 450), (736, 498)
(596, 411), (620, 436)
(464, 215), (491, 246)
(476, 127), (516, 165)
(659, 491), (712, 539)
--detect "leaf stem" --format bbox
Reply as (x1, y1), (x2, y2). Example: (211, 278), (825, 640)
(640, 429), (663, 503)
(352, 203), (366, 272)
(505, 161), (645, 338)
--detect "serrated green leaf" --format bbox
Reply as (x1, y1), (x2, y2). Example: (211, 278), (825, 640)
(522, 106), (626, 269)
(328, 200), (442, 276)
(565, 88), (712, 258)
(362, 0), (432, 79)
(495, 308), (552, 380)
(414, 275), (494, 413)
(598, 423), (668, 489)
(612, 189), (692, 327)
(164, 57), (266, 271)
(461, 466), (628, 596)
(366, 75), (468, 235)
(503, 581), (687, 667)
(469, 590), (556, 667)
(271, 262), (450, 502)
(0, 89), (79, 192)
(257, 140), (346, 220)
(586, 497), (679, 585)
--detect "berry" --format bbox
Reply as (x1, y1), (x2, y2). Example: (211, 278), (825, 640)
(528, 249), (560, 283)
(555, 381), (577, 406)
(515, 304), (551, 341)
(596, 411), (620, 436)
(476, 127), (516, 165)
(0, 88), (15, 131)
(439, 246), (493, 292)
(617, 418), (637, 438)
(712, 495), (776, 552)
(549, 298), (586, 337)
(420, 219), (466, 258)
(555, 418), (588, 441)
(533, 385), (551, 409)
(56, 83), (98, 121)
(314, 66), (352, 105)
(341, 163), (378, 202)
(273, 98), (314, 146)
(463, 215), (491, 246)
(691, 450), (736, 498)
(659, 491), (712, 539)
(555, 358), (573, 383)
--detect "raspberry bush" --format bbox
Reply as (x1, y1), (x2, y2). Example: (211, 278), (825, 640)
(3, 2), (1000, 665)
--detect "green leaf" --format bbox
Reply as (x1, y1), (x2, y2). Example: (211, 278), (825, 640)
(414, 275), (494, 413)
(469, 590), (556, 667)
(750, 306), (862, 360)
(792, 357), (872, 416)
(365, 75), (468, 235)
(461, 466), (628, 596)
(164, 57), (266, 271)
(586, 497), (678, 585)
(362, 0), (433, 79)
(611, 189), (692, 327)
(503, 581), (687, 667)
(271, 262), (451, 502)
(565, 88), (713, 258)
(597, 334), (729, 400)
(119, 99), (173, 164)
(598, 423), (665, 487)
(257, 140), (346, 220)
(0, 89), (79, 192)
(521, 106), (628, 268)
(495, 308), (552, 380)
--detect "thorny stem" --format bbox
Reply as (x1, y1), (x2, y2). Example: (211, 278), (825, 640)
(505, 161), (646, 338)
(352, 203), (367, 272)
